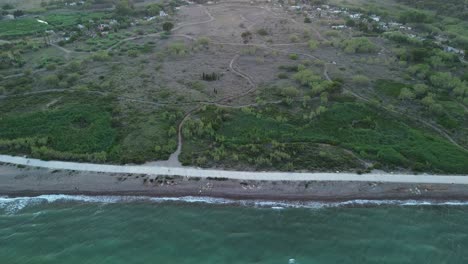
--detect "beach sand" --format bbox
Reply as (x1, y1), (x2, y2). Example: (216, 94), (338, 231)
(1, 163), (468, 201)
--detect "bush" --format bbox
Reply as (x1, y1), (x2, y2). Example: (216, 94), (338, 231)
(289, 54), (298, 60)
(91, 51), (111, 61)
(351, 75), (370, 86)
(430, 72), (462, 92)
(257, 28), (268, 36)
(413, 84), (428, 97)
(196, 37), (210, 46)
(168, 42), (186, 55)
(43, 74), (59, 86)
(308, 40), (318, 51)
(293, 69), (322, 86)
(162, 21), (174, 32)
(289, 34), (299, 43)
(280, 86), (300, 98)
(398, 87), (415, 100)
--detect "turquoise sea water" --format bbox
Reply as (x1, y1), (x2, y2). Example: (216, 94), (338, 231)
(1, 196), (468, 264)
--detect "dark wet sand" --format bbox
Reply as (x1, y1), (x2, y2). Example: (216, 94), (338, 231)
(1, 163), (468, 201)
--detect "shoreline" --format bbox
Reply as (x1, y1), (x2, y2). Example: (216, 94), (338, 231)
(2, 163), (468, 202)
(1, 155), (468, 184)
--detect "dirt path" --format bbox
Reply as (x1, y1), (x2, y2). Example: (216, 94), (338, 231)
(0, 154), (467, 183)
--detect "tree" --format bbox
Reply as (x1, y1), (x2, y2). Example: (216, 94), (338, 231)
(421, 94), (435, 107)
(399, 87), (415, 100)
(241, 31), (252, 43)
(281, 86), (300, 98)
(413, 84), (428, 97)
(167, 127), (177, 137)
(315, 106), (327, 116)
(146, 4), (161, 16)
(2, 4), (14, 10)
(453, 82), (468, 98)
(13, 10), (24, 18)
(430, 72), (461, 91)
(115, 0), (133, 16)
(320, 92), (328, 103)
(162, 21), (174, 32)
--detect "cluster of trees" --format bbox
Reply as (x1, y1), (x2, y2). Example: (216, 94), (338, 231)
(292, 68), (339, 96)
(1, 8), (24, 17)
(201, 72), (220, 81)
(2, 75), (33, 94)
(153, 139), (177, 158)
(430, 72), (467, 98)
(182, 109), (225, 140)
(31, 146), (107, 162)
(146, 3), (164, 16)
(383, 32), (423, 46)
(0, 137), (48, 153)
(398, 10), (432, 24)
(0, 50), (25, 69)
(115, 0), (134, 16)
(42, 71), (81, 88)
(345, 17), (385, 34)
(340, 37), (377, 54)
(398, 83), (429, 101)
(396, 0), (467, 20)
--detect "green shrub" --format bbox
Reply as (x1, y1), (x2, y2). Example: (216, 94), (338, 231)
(351, 75), (370, 86)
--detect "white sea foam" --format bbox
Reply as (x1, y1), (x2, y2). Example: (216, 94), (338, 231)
(1, 195), (468, 214)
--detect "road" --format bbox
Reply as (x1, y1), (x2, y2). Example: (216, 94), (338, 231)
(0, 155), (467, 184)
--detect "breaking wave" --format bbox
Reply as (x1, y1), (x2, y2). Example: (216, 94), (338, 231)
(1, 194), (468, 214)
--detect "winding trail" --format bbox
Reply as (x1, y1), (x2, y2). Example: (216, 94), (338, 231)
(0, 154), (467, 183)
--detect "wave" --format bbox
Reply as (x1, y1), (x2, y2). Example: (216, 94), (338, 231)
(2, 195), (468, 214)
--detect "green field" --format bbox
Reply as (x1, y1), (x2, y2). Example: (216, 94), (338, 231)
(0, 92), (179, 163)
(181, 102), (468, 173)
(0, 12), (109, 38)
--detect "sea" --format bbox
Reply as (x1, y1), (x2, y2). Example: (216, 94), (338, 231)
(1, 195), (468, 263)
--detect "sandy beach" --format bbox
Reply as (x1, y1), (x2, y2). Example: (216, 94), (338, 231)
(2, 163), (468, 201)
